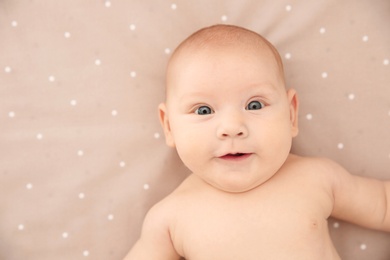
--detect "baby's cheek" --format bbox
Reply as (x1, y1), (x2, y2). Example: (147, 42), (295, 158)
(174, 141), (197, 168)
(179, 142), (209, 173)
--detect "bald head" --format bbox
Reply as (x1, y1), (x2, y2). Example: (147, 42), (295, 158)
(173, 24), (283, 64)
(168, 24), (284, 79)
(165, 25), (286, 101)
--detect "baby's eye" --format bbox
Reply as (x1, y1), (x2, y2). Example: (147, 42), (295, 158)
(195, 106), (213, 115)
(246, 101), (264, 110)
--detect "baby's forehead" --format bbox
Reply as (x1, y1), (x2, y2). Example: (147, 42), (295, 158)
(165, 25), (285, 97)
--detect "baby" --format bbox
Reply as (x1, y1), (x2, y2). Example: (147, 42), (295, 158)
(125, 24), (390, 259)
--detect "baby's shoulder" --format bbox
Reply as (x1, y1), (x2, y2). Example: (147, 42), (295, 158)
(141, 191), (183, 234)
(284, 154), (340, 183)
(287, 153), (338, 170)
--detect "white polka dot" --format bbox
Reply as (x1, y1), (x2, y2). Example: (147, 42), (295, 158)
(119, 161), (126, 168)
(321, 72), (328, 79)
(348, 93), (355, 100)
(70, 99), (77, 106)
(221, 15), (228, 22)
(8, 111), (15, 118)
(360, 244), (367, 250)
(36, 133), (43, 140)
(285, 5), (292, 11)
(83, 250), (90, 257)
(306, 114), (313, 120)
(64, 32), (71, 38)
(130, 71), (137, 78)
(105, 1), (111, 7)
(154, 132), (160, 139)
(362, 35), (369, 42)
(95, 59), (101, 66)
(285, 53), (292, 60)
(4, 66), (12, 73)
(11, 21), (18, 27)
(337, 143), (344, 150)
(129, 24), (136, 31)
(384, 59), (389, 66)
(77, 150), (84, 157)
(48, 75), (55, 82)
(144, 184), (150, 190)
(26, 183), (33, 190)
(107, 214), (114, 221)
(333, 222), (340, 228)
(79, 193), (85, 199)
(62, 232), (69, 238)
(171, 3), (177, 10)
(319, 27), (326, 34)
(18, 224), (25, 231)
(164, 48), (171, 54)
(111, 110), (118, 116)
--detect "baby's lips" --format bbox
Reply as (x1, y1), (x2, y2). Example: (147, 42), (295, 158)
(219, 153), (252, 159)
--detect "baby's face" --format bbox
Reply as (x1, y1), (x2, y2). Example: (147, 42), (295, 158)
(160, 44), (298, 192)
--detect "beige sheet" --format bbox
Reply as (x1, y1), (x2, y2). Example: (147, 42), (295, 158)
(1, 0), (389, 259)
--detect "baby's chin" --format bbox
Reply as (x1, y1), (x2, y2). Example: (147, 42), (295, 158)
(201, 175), (269, 194)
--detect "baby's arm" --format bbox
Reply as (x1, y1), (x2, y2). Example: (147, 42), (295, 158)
(326, 159), (390, 232)
(123, 202), (181, 260)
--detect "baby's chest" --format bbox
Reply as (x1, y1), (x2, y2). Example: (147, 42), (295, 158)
(172, 190), (334, 259)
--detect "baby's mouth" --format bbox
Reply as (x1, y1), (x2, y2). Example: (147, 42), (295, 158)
(219, 153), (252, 160)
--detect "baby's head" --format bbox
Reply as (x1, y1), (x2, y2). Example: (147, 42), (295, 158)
(159, 25), (299, 192)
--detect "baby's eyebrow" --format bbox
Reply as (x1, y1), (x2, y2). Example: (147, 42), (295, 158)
(178, 92), (209, 104)
(177, 82), (280, 103)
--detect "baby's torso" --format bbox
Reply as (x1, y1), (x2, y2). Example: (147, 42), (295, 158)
(168, 156), (340, 259)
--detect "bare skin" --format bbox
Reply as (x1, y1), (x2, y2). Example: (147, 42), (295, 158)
(125, 25), (390, 260)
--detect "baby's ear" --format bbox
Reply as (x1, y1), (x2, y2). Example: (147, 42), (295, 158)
(158, 103), (176, 147)
(287, 89), (299, 137)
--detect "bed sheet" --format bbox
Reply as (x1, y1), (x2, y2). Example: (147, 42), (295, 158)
(1, 0), (389, 259)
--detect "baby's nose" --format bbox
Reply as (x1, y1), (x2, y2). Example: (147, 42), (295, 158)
(220, 131), (246, 138)
(217, 114), (248, 139)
